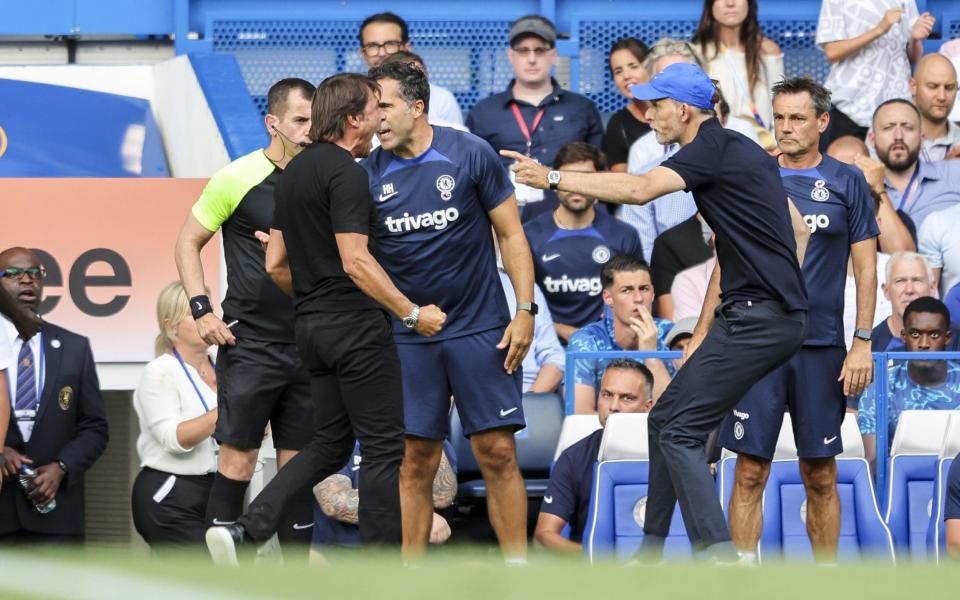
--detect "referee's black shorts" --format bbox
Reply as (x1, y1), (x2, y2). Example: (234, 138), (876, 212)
(214, 338), (313, 451)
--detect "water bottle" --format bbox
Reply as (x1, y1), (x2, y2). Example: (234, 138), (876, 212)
(18, 465), (56, 514)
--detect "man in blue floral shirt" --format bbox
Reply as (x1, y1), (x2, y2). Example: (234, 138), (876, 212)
(568, 255), (672, 414)
(858, 297), (960, 469)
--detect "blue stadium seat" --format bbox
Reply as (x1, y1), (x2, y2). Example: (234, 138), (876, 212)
(885, 454), (939, 561)
(926, 456), (955, 563)
(450, 392), (564, 500)
(583, 460), (691, 563)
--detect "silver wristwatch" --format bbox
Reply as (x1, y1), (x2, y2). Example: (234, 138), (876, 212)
(547, 170), (561, 190)
(402, 305), (420, 329)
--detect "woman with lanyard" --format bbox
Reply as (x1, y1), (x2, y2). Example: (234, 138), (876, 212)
(131, 282), (218, 549)
(692, 0), (783, 151)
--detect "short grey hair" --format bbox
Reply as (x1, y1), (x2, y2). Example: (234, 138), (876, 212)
(885, 251), (934, 285)
(643, 38), (702, 75)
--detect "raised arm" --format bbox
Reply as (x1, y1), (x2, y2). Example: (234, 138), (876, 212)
(502, 150), (686, 206)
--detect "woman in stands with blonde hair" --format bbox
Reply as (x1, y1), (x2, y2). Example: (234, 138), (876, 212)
(693, 0), (783, 150)
(131, 281), (218, 549)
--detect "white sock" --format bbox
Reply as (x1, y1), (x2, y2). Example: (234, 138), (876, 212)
(504, 557), (528, 567)
(736, 551), (758, 564)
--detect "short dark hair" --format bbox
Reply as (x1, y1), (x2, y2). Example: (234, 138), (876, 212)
(381, 50), (426, 69)
(872, 98), (922, 125)
(609, 37), (650, 69)
(309, 73), (379, 143)
(603, 358), (654, 396)
(771, 76), (831, 117)
(903, 296), (951, 330)
(553, 141), (606, 170)
(359, 12), (410, 44)
(368, 60), (431, 114)
(266, 78), (316, 117)
(600, 254), (650, 289)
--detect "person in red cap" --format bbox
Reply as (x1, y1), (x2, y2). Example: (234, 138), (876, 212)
(504, 62), (811, 563)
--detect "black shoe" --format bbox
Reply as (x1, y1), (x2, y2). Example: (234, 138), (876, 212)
(206, 522), (247, 567)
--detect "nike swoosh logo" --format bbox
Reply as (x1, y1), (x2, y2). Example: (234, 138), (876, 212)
(292, 522), (315, 530)
(543, 496), (553, 503)
(542, 253), (561, 262)
(351, 465), (361, 471)
(379, 191), (399, 202)
(500, 407), (519, 417)
(211, 519), (236, 526)
(823, 436), (838, 445)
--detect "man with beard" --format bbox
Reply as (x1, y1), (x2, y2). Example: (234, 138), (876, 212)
(206, 73), (446, 565)
(856, 297), (960, 471)
(869, 99), (960, 229)
(523, 142), (643, 342)
(911, 54), (960, 162)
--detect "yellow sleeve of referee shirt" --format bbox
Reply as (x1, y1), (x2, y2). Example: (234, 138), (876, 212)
(191, 150), (275, 232)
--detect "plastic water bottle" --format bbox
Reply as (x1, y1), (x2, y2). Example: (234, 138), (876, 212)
(18, 465), (56, 514)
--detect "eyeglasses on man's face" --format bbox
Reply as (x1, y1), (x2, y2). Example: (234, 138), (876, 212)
(361, 40), (404, 56)
(511, 45), (553, 58)
(0, 266), (47, 281)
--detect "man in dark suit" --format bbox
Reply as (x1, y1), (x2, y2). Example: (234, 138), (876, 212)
(0, 247), (108, 542)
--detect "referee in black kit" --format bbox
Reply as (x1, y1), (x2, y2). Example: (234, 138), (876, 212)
(505, 63), (811, 562)
(206, 73), (446, 565)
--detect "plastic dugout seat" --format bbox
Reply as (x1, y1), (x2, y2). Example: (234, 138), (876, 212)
(450, 392), (564, 501)
(596, 413), (649, 460)
(890, 410), (954, 456)
(940, 413), (960, 459)
(927, 456), (956, 563)
(583, 460), (692, 563)
(553, 415), (602, 463)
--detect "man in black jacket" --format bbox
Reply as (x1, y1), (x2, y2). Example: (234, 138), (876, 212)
(0, 247), (108, 542)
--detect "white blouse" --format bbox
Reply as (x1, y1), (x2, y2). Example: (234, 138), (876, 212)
(133, 353), (218, 475)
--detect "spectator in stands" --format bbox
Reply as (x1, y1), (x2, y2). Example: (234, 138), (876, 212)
(533, 359), (654, 552)
(524, 143), (643, 342)
(498, 256), (565, 392)
(869, 99), (960, 229)
(357, 12), (464, 128)
(857, 297), (960, 470)
(665, 317), (697, 372)
(911, 54), (960, 162)
(567, 256), (672, 414)
(466, 14), (604, 211)
(872, 252), (958, 352)
(919, 203), (960, 300)
(603, 37), (651, 172)
(816, 0), (935, 147)
(131, 282), (218, 549)
(947, 283), (960, 325)
(309, 441), (456, 563)
(0, 247), (108, 543)
(692, 0), (783, 150)
(946, 451), (960, 559)
(378, 51), (468, 132)
(669, 226), (716, 322)
(651, 214), (713, 319)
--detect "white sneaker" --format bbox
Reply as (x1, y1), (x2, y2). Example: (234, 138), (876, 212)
(205, 525), (241, 567)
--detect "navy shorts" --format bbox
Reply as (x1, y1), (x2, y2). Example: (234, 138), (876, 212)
(718, 346), (846, 460)
(946, 453), (960, 521)
(396, 328), (524, 439)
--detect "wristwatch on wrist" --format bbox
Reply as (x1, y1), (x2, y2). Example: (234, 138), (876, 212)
(517, 302), (539, 316)
(402, 305), (420, 329)
(547, 170), (561, 190)
(56, 460), (68, 475)
(853, 328), (872, 343)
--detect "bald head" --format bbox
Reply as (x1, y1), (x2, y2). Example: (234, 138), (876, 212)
(912, 53), (958, 126)
(827, 135), (869, 165)
(0, 247), (43, 312)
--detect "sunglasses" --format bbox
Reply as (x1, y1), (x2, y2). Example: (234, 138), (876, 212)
(0, 266), (47, 281)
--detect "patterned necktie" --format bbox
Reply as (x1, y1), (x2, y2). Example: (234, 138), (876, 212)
(15, 343), (38, 412)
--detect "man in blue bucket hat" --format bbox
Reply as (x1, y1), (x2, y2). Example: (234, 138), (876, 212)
(503, 62), (811, 563)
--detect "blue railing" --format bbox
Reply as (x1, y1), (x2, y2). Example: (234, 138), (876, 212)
(564, 349), (960, 507)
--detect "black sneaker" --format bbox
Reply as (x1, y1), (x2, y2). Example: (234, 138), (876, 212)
(206, 522), (247, 567)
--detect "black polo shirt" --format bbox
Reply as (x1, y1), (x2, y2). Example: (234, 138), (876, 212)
(272, 142), (382, 316)
(661, 118), (808, 311)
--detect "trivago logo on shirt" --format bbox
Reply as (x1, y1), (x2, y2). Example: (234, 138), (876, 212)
(384, 207), (461, 233)
(542, 275), (603, 297)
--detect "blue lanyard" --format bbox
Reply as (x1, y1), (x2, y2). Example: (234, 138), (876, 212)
(172, 347), (213, 412)
(896, 165), (921, 212)
(5, 332), (44, 408)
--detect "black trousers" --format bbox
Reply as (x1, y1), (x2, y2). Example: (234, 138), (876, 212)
(132, 467), (213, 547)
(641, 300), (806, 555)
(238, 309), (405, 545)
(820, 104), (869, 151)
